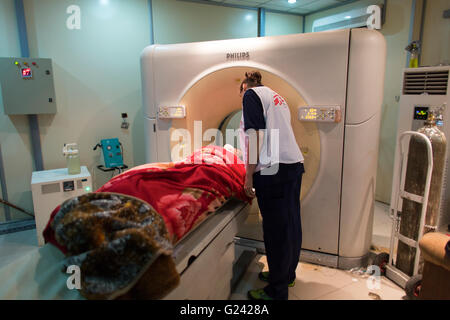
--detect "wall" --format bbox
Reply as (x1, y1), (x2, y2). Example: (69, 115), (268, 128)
(152, 0), (258, 44)
(305, 0), (413, 204)
(0, 0), (32, 222)
(421, 0), (450, 66)
(24, 0), (151, 191)
(265, 11), (303, 36)
(0, 0), (151, 223)
(376, 0), (413, 204)
(0, 0), (21, 57)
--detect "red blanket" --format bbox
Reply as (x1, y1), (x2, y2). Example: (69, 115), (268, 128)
(44, 146), (250, 251)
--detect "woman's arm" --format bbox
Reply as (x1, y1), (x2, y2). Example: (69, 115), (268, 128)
(242, 89), (266, 198)
(244, 130), (264, 198)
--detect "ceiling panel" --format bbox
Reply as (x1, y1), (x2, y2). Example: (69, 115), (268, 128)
(298, 0), (340, 11)
(223, 0), (267, 6)
(221, 0), (266, 6)
(184, 0), (361, 15)
(263, 0), (302, 9)
(288, 7), (316, 14)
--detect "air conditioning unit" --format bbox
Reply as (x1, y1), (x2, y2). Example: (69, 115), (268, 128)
(390, 65), (450, 231)
(312, 4), (383, 32)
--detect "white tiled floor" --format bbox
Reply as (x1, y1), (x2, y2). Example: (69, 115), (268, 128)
(0, 201), (404, 300)
(230, 254), (406, 300)
(0, 229), (38, 269)
(230, 201), (406, 300)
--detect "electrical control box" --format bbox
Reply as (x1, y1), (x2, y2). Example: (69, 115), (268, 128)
(0, 57), (56, 115)
(31, 166), (92, 246)
(100, 138), (124, 168)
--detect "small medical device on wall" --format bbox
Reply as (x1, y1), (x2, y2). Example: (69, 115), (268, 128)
(31, 166), (92, 246)
(93, 138), (128, 173)
(0, 57), (56, 115)
(121, 113), (129, 129)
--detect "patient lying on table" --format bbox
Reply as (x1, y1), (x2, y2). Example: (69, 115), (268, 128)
(41, 145), (250, 300)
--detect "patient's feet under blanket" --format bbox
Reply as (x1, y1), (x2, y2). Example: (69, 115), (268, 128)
(52, 192), (180, 300)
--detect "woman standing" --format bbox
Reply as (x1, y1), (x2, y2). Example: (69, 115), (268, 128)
(239, 71), (305, 300)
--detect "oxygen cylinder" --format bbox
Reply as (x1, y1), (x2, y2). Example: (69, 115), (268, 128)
(396, 111), (447, 276)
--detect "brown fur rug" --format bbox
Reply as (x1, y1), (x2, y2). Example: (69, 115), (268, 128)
(51, 192), (180, 300)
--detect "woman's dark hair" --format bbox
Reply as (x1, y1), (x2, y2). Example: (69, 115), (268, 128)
(240, 71), (263, 94)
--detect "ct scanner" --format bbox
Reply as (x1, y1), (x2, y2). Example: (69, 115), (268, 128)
(140, 28), (386, 298)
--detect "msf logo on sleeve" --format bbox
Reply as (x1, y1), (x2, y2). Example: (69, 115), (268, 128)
(273, 94), (286, 107)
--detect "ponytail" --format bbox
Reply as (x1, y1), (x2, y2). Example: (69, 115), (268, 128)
(240, 71), (263, 93)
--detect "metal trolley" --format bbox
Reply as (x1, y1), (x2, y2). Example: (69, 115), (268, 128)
(375, 131), (434, 299)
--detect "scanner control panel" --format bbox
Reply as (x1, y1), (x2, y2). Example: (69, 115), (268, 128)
(298, 106), (341, 123)
(158, 105), (186, 119)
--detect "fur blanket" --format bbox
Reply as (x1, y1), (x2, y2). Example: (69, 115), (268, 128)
(52, 192), (178, 300)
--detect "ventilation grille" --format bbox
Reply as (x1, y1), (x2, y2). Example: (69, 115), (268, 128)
(41, 183), (60, 194)
(403, 70), (449, 95)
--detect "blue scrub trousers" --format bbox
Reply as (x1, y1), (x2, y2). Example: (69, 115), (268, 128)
(253, 162), (304, 300)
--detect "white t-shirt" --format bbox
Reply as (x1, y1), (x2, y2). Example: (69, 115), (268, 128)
(239, 86), (304, 173)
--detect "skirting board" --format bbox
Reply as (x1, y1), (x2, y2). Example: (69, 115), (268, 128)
(234, 237), (369, 270)
(0, 219), (35, 235)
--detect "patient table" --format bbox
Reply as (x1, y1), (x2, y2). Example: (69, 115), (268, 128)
(0, 199), (249, 300)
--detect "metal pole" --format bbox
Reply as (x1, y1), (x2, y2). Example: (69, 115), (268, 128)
(14, 0), (29, 58)
(28, 115), (44, 171)
(418, 0), (427, 66)
(302, 15), (306, 33)
(0, 145), (11, 221)
(15, 0), (44, 171)
(406, 0), (417, 68)
(148, 0), (155, 45)
(258, 8), (265, 37)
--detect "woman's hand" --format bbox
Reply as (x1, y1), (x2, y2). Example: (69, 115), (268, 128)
(244, 174), (256, 198)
